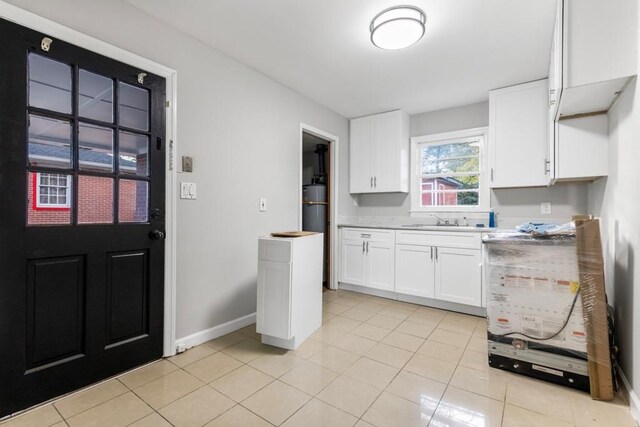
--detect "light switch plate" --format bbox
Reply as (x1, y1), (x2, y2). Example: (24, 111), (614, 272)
(541, 202), (552, 215)
(180, 182), (196, 200)
(259, 198), (267, 212)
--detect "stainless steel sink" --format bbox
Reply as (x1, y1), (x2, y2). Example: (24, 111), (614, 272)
(399, 224), (480, 230)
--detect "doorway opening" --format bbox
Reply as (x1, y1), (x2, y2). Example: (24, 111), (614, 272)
(301, 129), (334, 290)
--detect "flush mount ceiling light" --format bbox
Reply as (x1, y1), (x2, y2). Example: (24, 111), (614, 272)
(370, 5), (426, 50)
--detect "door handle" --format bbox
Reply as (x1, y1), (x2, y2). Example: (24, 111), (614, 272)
(370, 177), (373, 188)
(366, 241), (369, 254)
(374, 176), (377, 188)
(544, 158), (551, 174)
(430, 246), (433, 261)
(149, 229), (165, 240)
(434, 247), (438, 261)
(362, 241), (365, 254)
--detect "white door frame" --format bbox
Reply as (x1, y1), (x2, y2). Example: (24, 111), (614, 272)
(0, 1), (179, 357)
(299, 123), (339, 290)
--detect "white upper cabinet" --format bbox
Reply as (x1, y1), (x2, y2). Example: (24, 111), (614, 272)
(554, 114), (608, 182)
(552, 0), (637, 119)
(489, 79), (550, 188)
(349, 116), (375, 194)
(349, 110), (409, 193)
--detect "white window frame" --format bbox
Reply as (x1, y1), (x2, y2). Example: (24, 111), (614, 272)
(36, 172), (71, 208)
(410, 127), (489, 214)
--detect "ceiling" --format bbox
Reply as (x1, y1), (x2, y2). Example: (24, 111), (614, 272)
(126, 0), (557, 118)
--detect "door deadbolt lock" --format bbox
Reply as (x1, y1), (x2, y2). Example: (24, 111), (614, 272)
(149, 229), (165, 240)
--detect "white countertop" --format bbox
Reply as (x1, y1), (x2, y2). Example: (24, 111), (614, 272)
(337, 223), (496, 233)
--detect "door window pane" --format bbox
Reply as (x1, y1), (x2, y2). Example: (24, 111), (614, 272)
(79, 70), (113, 122)
(28, 53), (72, 114)
(119, 82), (149, 130)
(78, 175), (114, 224)
(27, 172), (72, 225)
(79, 123), (114, 172)
(118, 180), (148, 223)
(28, 115), (72, 169)
(119, 131), (149, 176)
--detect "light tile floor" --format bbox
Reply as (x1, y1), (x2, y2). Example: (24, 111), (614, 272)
(2, 290), (637, 427)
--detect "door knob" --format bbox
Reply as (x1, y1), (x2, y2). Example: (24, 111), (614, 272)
(149, 229), (165, 240)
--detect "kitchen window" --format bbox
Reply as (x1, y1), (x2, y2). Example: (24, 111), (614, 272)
(410, 127), (489, 212)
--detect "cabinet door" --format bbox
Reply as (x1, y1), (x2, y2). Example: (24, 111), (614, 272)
(349, 116), (374, 193)
(556, 114), (608, 180)
(365, 241), (395, 291)
(489, 80), (549, 188)
(340, 239), (366, 285)
(373, 112), (399, 192)
(395, 245), (435, 298)
(257, 260), (292, 339)
(434, 247), (482, 307)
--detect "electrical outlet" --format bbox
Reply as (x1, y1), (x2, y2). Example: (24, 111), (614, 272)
(541, 202), (552, 215)
(259, 198), (267, 212)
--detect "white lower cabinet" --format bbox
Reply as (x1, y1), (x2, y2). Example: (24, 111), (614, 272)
(340, 239), (367, 286)
(340, 227), (484, 310)
(339, 228), (395, 292)
(434, 247), (482, 307)
(395, 244), (435, 298)
(366, 241), (395, 291)
(257, 260), (292, 339)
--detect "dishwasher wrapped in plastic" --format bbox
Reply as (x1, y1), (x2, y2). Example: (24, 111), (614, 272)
(482, 220), (613, 399)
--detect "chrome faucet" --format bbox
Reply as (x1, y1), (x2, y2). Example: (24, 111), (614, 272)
(429, 213), (449, 226)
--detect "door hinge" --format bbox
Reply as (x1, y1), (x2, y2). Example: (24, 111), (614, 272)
(137, 72), (147, 84)
(165, 100), (171, 108)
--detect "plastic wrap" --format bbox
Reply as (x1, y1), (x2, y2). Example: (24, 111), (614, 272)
(482, 219), (613, 399)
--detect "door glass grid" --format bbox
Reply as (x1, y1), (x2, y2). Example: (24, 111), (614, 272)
(26, 52), (152, 226)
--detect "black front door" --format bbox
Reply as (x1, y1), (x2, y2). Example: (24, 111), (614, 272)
(0, 18), (166, 417)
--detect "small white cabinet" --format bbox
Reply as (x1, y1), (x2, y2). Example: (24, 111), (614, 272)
(339, 228), (395, 292)
(434, 247), (482, 307)
(349, 110), (409, 194)
(489, 79), (550, 188)
(257, 233), (323, 350)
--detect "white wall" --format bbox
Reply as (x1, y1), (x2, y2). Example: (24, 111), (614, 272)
(4, 0), (354, 340)
(589, 75), (640, 415)
(355, 101), (589, 222)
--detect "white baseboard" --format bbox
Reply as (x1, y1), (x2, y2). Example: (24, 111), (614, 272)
(175, 313), (256, 350)
(619, 366), (640, 424)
